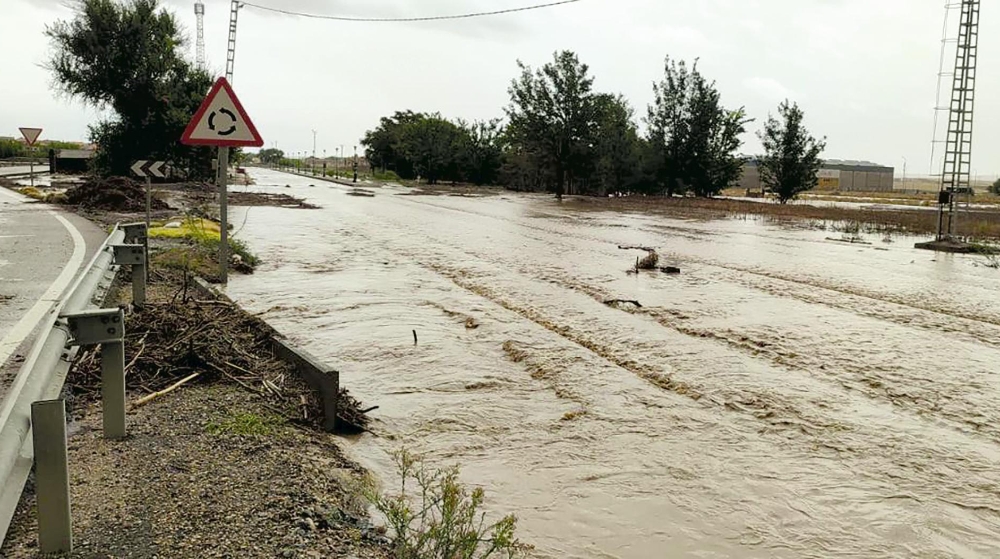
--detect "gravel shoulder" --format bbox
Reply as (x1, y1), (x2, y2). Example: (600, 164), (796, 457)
(2, 383), (390, 558)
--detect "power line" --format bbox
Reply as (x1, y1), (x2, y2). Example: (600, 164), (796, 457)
(239, 0), (583, 22)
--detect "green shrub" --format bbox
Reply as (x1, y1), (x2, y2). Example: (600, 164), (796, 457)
(374, 170), (401, 182)
(365, 449), (529, 559)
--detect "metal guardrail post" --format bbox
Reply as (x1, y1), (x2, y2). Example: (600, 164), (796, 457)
(30, 399), (72, 553)
(0, 225), (124, 547)
(121, 222), (147, 245)
(112, 244), (146, 307)
(65, 309), (127, 439)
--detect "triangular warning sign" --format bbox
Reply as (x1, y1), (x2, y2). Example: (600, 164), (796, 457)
(19, 127), (42, 147)
(181, 77), (263, 147)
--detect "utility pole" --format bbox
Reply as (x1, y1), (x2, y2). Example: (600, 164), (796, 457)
(937, 0), (980, 240)
(216, 0), (242, 284)
(353, 145), (358, 183)
(311, 130), (317, 176)
(902, 157), (907, 191)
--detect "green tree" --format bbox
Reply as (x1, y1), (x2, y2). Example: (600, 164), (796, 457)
(990, 178), (1000, 196)
(757, 100), (826, 203)
(361, 111), (424, 179)
(646, 57), (750, 197)
(506, 50), (597, 199)
(258, 148), (284, 165)
(592, 93), (642, 195)
(46, 0), (213, 178)
(0, 139), (26, 159)
(456, 119), (504, 186)
(398, 115), (464, 184)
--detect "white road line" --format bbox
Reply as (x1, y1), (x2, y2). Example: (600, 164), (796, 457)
(0, 212), (86, 369)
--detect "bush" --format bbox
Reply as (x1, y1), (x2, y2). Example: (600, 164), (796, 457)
(990, 178), (1000, 196)
(365, 449), (529, 559)
(375, 170), (401, 182)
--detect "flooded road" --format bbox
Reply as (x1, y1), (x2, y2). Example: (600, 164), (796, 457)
(228, 168), (1000, 558)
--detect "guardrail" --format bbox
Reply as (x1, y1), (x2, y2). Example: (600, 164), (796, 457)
(0, 224), (127, 548)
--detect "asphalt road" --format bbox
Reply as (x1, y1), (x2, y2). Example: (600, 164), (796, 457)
(0, 187), (105, 400)
(0, 166), (49, 177)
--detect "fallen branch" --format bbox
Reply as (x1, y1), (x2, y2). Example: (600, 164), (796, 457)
(619, 245), (656, 252)
(133, 372), (201, 408)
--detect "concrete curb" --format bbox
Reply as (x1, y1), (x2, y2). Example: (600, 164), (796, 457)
(188, 277), (340, 432)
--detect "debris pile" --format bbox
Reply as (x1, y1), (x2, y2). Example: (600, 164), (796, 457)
(228, 191), (320, 208)
(64, 176), (170, 211)
(69, 278), (373, 433)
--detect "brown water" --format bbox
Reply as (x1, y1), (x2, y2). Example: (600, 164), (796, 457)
(227, 169), (1000, 558)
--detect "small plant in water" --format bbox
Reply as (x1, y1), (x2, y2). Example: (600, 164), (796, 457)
(365, 449), (530, 559)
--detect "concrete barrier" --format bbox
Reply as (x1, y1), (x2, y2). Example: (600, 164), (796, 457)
(188, 277), (340, 432)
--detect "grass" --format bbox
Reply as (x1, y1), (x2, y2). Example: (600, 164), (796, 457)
(149, 217), (221, 241)
(151, 218), (260, 281)
(207, 411), (285, 437)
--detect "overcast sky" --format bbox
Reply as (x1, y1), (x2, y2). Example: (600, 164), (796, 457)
(2, 0), (997, 177)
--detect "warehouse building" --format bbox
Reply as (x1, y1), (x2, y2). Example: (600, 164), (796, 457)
(740, 159), (895, 193)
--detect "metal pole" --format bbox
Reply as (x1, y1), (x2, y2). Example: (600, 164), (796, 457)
(145, 175), (151, 235)
(31, 399), (72, 553)
(133, 262), (146, 307)
(218, 147), (230, 284)
(101, 341), (126, 439)
(29, 149), (34, 189)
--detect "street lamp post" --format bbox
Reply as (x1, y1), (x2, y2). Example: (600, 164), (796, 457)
(311, 130), (317, 176)
(902, 157), (907, 191)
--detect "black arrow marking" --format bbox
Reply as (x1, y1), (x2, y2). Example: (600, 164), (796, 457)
(208, 108), (238, 136)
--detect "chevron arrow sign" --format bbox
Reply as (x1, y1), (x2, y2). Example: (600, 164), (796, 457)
(131, 160), (168, 179)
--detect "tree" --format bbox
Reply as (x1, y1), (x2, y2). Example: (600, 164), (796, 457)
(398, 115), (464, 184)
(757, 100), (826, 203)
(990, 178), (1000, 196)
(592, 94), (642, 195)
(456, 119), (504, 186)
(361, 111), (424, 179)
(258, 148), (284, 165)
(46, 0), (213, 178)
(646, 57), (751, 197)
(506, 51), (597, 198)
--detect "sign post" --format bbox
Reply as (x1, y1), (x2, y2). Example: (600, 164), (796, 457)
(180, 77), (263, 284)
(131, 160), (167, 237)
(19, 127), (43, 188)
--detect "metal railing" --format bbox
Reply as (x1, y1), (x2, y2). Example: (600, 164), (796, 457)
(0, 224), (125, 547)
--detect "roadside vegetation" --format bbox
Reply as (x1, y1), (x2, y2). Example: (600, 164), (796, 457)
(365, 449), (529, 559)
(46, 0), (214, 179)
(757, 101), (826, 203)
(357, 51), (817, 201)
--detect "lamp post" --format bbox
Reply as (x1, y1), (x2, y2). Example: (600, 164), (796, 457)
(311, 130), (317, 176)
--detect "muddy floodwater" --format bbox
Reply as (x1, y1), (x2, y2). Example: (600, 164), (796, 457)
(228, 168), (1000, 558)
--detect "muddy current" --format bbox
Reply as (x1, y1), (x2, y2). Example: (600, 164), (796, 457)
(227, 168), (1000, 558)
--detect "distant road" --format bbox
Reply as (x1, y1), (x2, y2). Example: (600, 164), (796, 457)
(0, 187), (104, 399)
(0, 166), (50, 177)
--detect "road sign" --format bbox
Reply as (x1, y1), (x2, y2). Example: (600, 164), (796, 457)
(131, 160), (149, 178)
(148, 161), (166, 179)
(131, 160), (168, 179)
(19, 127), (42, 146)
(181, 77), (263, 147)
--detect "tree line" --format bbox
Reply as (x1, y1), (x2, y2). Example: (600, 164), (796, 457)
(362, 51), (824, 203)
